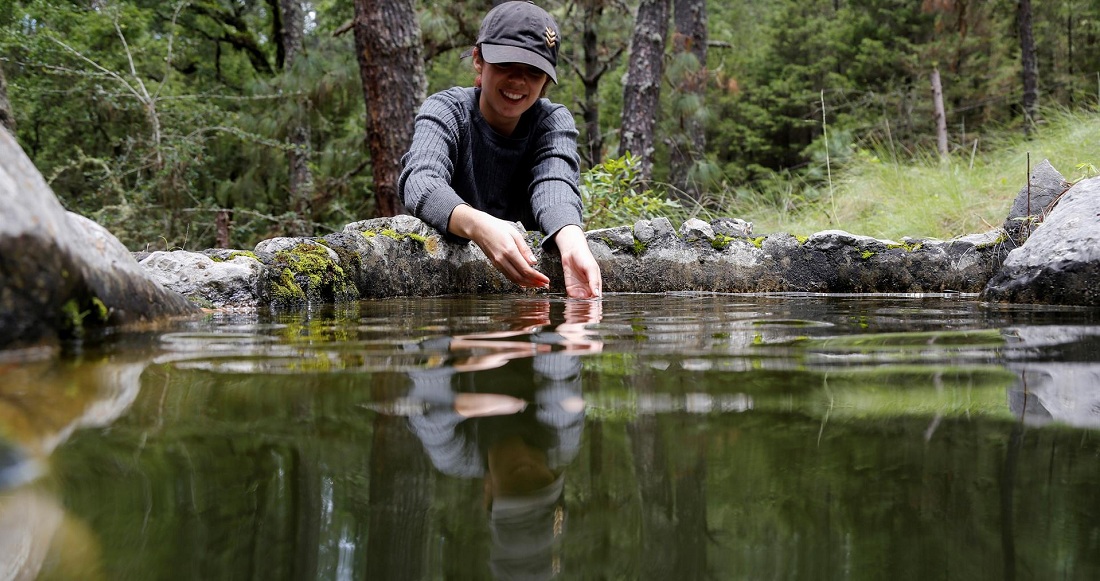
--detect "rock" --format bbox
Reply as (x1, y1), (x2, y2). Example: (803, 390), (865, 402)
(711, 217), (753, 238)
(982, 175), (1100, 306)
(1002, 159), (1070, 247)
(679, 218), (715, 241)
(140, 251), (266, 308)
(586, 226), (635, 254)
(0, 128), (198, 349)
(633, 217), (675, 245)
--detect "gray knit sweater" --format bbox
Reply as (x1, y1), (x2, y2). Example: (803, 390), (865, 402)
(398, 87), (583, 246)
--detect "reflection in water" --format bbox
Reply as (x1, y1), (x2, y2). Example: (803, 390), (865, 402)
(0, 357), (144, 580)
(394, 299), (601, 580)
(2, 294), (1099, 579)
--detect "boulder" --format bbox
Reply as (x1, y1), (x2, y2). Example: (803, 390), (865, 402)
(140, 251), (266, 308)
(1002, 159), (1070, 247)
(0, 128), (198, 349)
(982, 174), (1100, 306)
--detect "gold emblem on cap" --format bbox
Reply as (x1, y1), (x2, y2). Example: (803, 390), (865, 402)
(544, 26), (558, 48)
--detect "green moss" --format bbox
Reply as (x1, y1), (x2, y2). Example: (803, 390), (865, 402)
(229, 250), (259, 261)
(211, 250), (261, 263)
(61, 299), (84, 334)
(633, 238), (647, 255)
(975, 231), (1010, 250)
(751, 236), (766, 248)
(59, 294), (110, 337)
(272, 267), (306, 302)
(90, 297), (108, 321)
(269, 242), (359, 305)
(794, 235), (809, 245)
(364, 228), (434, 251)
(860, 250), (875, 260)
(711, 234), (735, 250)
(886, 241), (923, 252)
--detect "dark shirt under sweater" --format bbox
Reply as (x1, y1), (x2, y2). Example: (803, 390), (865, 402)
(398, 87), (583, 247)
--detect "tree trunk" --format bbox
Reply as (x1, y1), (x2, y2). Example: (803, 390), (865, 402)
(0, 62), (15, 134)
(669, 0), (708, 201)
(931, 67), (948, 160)
(279, 0), (315, 236)
(366, 412), (432, 579)
(618, 0), (670, 181)
(1018, 0), (1039, 134)
(353, 0), (426, 217)
(580, 0), (606, 167)
(577, 0), (627, 168)
(215, 209), (232, 248)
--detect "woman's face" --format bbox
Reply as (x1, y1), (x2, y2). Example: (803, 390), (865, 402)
(475, 57), (549, 136)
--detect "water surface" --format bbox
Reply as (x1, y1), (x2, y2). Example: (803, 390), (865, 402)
(2, 293), (1099, 580)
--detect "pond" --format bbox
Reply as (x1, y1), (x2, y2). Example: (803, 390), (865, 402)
(2, 293), (1099, 580)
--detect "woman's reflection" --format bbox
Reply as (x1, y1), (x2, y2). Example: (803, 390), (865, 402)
(406, 299), (601, 580)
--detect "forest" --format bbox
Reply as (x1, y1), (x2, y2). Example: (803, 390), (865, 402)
(0, 0), (1096, 251)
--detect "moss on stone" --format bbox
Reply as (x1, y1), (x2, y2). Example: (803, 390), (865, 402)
(751, 236), (766, 248)
(59, 294), (110, 337)
(860, 250), (875, 260)
(711, 234), (735, 250)
(60, 298), (84, 334)
(272, 267), (306, 303)
(886, 241), (923, 252)
(364, 228), (435, 251)
(90, 297), (108, 321)
(229, 250), (259, 261)
(268, 242), (359, 305)
(210, 250), (259, 263)
(794, 235), (809, 245)
(975, 231), (1010, 250)
(633, 238), (647, 255)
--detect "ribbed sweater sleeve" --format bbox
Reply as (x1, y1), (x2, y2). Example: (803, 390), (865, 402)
(398, 89), (469, 235)
(529, 105), (583, 242)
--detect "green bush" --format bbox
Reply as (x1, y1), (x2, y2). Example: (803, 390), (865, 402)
(581, 153), (683, 230)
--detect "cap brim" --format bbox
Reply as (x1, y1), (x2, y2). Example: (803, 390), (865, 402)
(479, 44), (558, 84)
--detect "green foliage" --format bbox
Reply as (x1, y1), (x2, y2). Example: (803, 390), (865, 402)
(581, 153), (683, 230)
(4, 0), (1100, 250)
(1, 0), (373, 251)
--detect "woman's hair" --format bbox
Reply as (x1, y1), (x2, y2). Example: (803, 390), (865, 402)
(472, 46), (551, 99)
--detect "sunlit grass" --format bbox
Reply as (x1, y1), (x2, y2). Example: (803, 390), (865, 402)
(715, 108), (1100, 240)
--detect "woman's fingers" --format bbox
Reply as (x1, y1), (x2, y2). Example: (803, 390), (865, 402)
(555, 225), (603, 298)
(479, 219), (549, 289)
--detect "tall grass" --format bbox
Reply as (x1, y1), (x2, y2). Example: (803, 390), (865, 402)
(709, 108), (1100, 240)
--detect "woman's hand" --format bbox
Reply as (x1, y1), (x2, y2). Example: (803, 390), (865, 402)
(448, 204), (550, 289)
(553, 225), (603, 299)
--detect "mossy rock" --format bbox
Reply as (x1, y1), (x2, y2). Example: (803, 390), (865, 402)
(267, 242), (359, 307)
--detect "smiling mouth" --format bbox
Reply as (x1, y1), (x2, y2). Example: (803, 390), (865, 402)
(501, 90), (526, 101)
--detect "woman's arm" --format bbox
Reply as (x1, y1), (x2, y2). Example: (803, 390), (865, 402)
(398, 92), (468, 234)
(448, 204), (550, 289)
(528, 105), (602, 298)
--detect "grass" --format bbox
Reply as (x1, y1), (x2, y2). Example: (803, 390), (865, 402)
(705, 108), (1100, 240)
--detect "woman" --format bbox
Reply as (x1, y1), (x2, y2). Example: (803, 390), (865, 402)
(398, 1), (602, 299)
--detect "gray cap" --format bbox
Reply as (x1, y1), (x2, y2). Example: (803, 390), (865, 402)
(476, 1), (560, 83)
